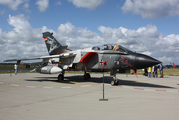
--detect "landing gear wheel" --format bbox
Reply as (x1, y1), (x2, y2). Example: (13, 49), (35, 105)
(58, 74), (64, 82)
(84, 73), (91, 80)
(111, 80), (115, 86)
(111, 80), (118, 86)
(115, 80), (119, 85)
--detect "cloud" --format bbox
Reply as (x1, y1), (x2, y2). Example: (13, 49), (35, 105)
(36, 0), (49, 12)
(1, 14), (49, 60)
(23, 2), (31, 12)
(121, 0), (179, 19)
(23, 3), (29, 9)
(157, 34), (179, 46)
(6, 14), (32, 43)
(67, 0), (104, 10)
(57, 22), (76, 37)
(98, 24), (179, 64)
(56, 22), (102, 49)
(55, 1), (62, 5)
(0, 9), (6, 15)
(0, 0), (31, 12)
(0, 0), (24, 10)
(1, 14), (179, 64)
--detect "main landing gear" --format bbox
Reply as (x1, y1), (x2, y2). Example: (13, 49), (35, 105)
(58, 71), (64, 82)
(84, 72), (91, 80)
(57, 71), (91, 81)
(58, 74), (64, 81)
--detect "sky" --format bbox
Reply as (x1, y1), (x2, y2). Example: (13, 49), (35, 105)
(0, 0), (179, 65)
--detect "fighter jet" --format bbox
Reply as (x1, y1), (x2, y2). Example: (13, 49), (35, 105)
(4, 32), (161, 85)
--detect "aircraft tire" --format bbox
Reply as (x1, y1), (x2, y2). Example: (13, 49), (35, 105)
(58, 74), (64, 81)
(111, 80), (118, 86)
(115, 80), (119, 85)
(84, 73), (91, 80)
(111, 80), (115, 86)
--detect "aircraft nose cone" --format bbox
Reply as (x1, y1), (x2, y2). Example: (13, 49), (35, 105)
(135, 53), (161, 69)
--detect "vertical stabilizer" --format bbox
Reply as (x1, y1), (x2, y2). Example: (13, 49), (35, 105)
(43, 32), (71, 55)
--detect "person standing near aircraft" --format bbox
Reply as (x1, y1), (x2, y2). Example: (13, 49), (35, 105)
(148, 67), (152, 78)
(154, 65), (158, 77)
(160, 63), (163, 78)
(14, 64), (18, 75)
(152, 66), (155, 77)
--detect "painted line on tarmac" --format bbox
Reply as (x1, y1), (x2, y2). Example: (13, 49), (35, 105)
(0, 82), (101, 89)
(111, 85), (179, 93)
(1, 81), (178, 92)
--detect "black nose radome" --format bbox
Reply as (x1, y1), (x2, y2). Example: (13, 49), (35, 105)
(135, 53), (161, 69)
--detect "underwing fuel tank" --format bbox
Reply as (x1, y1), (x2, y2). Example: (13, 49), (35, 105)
(35, 66), (62, 74)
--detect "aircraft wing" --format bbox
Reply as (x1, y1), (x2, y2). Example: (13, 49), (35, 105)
(4, 53), (76, 62)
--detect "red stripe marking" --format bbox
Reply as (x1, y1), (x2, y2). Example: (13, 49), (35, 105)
(36, 86), (44, 88)
(101, 61), (107, 71)
(134, 88), (144, 90)
(19, 85), (27, 87)
(83, 63), (87, 71)
(133, 69), (138, 78)
(155, 90), (167, 92)
(71, 86), (81, 88)
(91, 83), (101, 86)
(4, 83), (11, 85)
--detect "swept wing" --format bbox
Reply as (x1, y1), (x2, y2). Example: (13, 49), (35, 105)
(4, 52), (76, 63)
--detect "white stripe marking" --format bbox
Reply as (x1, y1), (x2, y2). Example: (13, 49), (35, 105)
(26, 86), (36, 88)
(61, 86), (71, 89)
(44, 87), (53, 89)
(11, 84), (19, 87)
(81, 85), (91, 87)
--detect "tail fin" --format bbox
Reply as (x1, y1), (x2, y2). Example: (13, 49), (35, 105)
(42, 32), (71, 55)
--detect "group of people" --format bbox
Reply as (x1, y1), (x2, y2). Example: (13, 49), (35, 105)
(143, 64), (163, 78)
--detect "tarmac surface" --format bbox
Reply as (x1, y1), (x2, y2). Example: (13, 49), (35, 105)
(0, 73), (179, 120)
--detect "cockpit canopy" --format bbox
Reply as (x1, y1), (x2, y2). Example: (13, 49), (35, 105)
(92, 44), (132, 53)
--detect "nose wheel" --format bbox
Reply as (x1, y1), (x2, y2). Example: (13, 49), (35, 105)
(111, 77), (118, 86)
(110, 69), (118, 86)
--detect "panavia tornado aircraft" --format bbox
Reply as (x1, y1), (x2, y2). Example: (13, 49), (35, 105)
(4, 32), (161, 85)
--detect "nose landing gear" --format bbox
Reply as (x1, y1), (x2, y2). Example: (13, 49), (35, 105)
(111, 77), (119, 86)
(110, 69), (118, 86)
